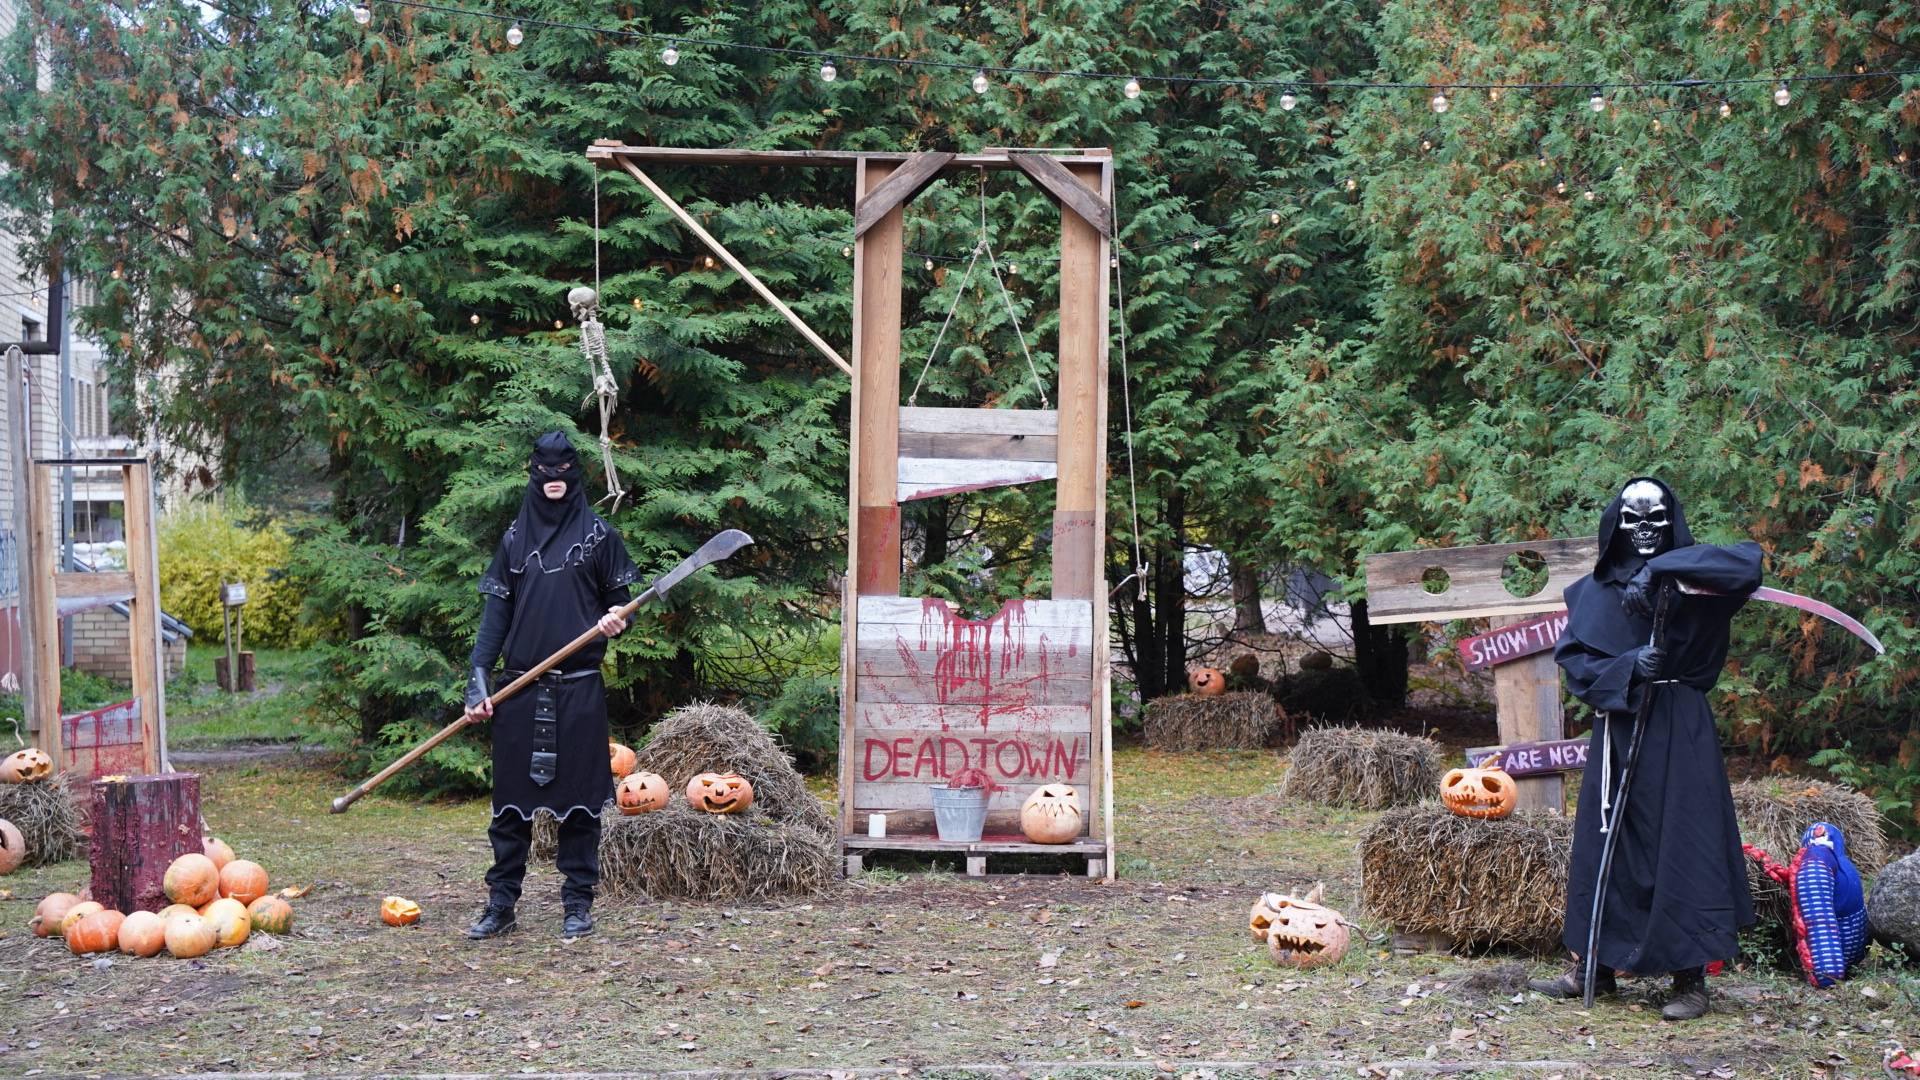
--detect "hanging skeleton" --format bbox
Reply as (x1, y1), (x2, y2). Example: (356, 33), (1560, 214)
(567, 284), (624, 513)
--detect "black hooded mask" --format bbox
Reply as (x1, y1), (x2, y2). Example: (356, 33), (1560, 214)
(499, 431), (592, 575)
(1592, 476), (1694, 584)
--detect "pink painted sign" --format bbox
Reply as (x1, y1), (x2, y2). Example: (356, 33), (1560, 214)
(1457, 610), (1569, 671)
(1466, 737), (1589, 777)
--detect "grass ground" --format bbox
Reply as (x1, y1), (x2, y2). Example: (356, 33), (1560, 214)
(3, 698), (1916, 1076)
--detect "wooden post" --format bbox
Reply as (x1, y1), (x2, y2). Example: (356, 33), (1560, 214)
(1490, 615), (1565, 811)
(88, 772), (202, 913)
(853, 158), (904, 598)
(121, 461), (163, 773)
(4, 348), (39, 736)
(26, 460), (60, 758)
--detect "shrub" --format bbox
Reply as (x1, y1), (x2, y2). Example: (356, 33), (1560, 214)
(158, 502), (331, 648)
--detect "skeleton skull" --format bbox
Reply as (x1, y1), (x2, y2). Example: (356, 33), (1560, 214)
(1617, 480), (1672, 558)
(567, 286), (600, 322)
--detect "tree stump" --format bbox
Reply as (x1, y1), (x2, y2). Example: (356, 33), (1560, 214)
(88, 773), (202, 913)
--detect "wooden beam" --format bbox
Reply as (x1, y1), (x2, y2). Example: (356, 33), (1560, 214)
(614, 158), (852, 376)
(897, 432), (1058, 462)
(122, 461), (163, 774)
(1052, 161), (1105, 602)
(26, 462), (60, 761)
(1363, 537), (1597, 625)
(896, 457), (1057, 502)
(852, 159), (905, 594)
(1489, 615), (1565, 812)
(587, 144), (1113, 172)
(898, 406), (1058, 437)
(853, 152), (954, 238)
(53, 571), (134, 599)
(1008, 154), (1114, 238)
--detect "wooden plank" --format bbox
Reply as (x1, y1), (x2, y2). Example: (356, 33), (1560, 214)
(851, 702), (1093, 732)
(844, 836), (1107, 854)
(5, 348), (41, 740)
(897, 431), (1058, 462)
(1466, 737), (1589, 777)
(121, 462), (162, 774)
(1053, 162), (1103, 601)
(26, 462), (60, 759)
(60, 697), (147, 780)
(88, 772), (202, 914)
(53, 571), (134, 598)
(587, 144), (1113, 172)
(853, 642), (1093, 680)
(853, 505), (901, 596)
(850, 735), (1094, 788)
(855, 782), (1085, 812)
(857, 595), (1093, 628)
(853, 152), (955, 237)
(616, 158), (852, 376)
(854, 157), (905, 594)
(1362, 537), (1598, 625)
(856, 673), (1094, 706)
(858, 809), (1026, 835)
(897, 457), (1057, 502)
(1490, 612), (1566, 811)
(1458, 610), (1569, 671)
(899, 406), (1058, 437)
(1008, 153), (1115, 237)
(965, 856), (987, 876)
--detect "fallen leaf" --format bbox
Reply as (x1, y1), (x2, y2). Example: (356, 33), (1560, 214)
(279, 885), (313, 899)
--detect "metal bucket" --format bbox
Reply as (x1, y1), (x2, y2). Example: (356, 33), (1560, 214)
(930, 786), (988, 842)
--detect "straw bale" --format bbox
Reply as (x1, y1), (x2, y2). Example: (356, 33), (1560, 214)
(1280, 726), (1442, 809)
(1360, 804), (1574, 953)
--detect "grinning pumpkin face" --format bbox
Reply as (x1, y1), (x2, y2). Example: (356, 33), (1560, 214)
(615, 771), (671, 815)
(1441, 756), (1517, 820)
(1188, 668), (1226, 696)
(1, 748), (53, 784)
(685, 772), (754, 814)
(1257, 884), (1350, 969)
(1019, 784), (1083, 844)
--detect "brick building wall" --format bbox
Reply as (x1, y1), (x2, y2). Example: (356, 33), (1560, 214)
(68, 608), (187, 687)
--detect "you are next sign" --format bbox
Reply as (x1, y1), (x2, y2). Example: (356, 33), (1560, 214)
(1466, 737), (1589, 778)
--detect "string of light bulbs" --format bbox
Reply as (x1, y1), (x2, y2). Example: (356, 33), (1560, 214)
(347, 0), (1918, 106)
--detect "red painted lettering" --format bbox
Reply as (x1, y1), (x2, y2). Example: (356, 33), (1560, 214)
(862, 739), (892, 781)
(892, 737), (915, 777)
(913, 739), (940, 779)
(995, 740), (1028, 777)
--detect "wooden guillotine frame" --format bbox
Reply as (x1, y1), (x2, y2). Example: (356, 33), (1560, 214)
(586, 144), (1116, 879)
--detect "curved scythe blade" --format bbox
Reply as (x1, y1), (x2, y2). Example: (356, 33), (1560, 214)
(1677, 580), (1884, 655)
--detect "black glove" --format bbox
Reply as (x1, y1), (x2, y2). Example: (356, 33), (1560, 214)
(1633, 645), (1664, 681)
(464, 665), (492, 710)
(1621, 564), (1658, 619)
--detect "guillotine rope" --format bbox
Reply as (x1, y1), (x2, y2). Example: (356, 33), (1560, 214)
(1111, 237), (1147, 603)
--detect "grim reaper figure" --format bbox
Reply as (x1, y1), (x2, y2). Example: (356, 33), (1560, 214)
(1529, 477), (1762, 1021)
(462, 431), (640, 940)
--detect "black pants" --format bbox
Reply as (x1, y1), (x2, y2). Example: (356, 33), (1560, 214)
(485, 810), (601, 909)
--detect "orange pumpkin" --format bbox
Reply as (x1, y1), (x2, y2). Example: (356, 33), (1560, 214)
(164, 852), (220, 907)
(1019, 784), (1084, 844)
(1188, 667), (1227, 696)
(609, 741), (637, 778)
(157, 903), (199, 922)
(1440, 756), (1518, 820)
(381, 896), (421, 926)
(218, 859), (269, 905)
(164, 913), (217, 958)
(247, 895), (295, 935)
(615, 771), (670, 815)
(59, 900), (104, 936)
(203, 897), (251, 947)
(118, 910), (168, 957)
(31, 892), (83, 936)
(0, 818), (25, 874)
(1257, 884), (1350, 970)
(66, 908), (126, 955)
(0, 747), (53, 783)
(202, 836), (236, 871)
(685, 772), (754, 814)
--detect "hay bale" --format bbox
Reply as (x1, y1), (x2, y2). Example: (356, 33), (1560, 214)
(1732, 778), (1891, 931)
(1142, 692), (1278, 750)
(598, 804), (835, 902)
(1361, 804), (1574, 953)
(1279, 726), (1442, 809)
(0, 773), (85, 866)
(635, 702), (833, 838)
(530, 808), (560, 862)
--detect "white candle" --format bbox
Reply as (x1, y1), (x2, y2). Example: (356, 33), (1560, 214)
(867, 813), (886, 837)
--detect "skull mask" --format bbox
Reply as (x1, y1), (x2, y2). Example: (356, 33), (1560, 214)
(1616, 480), (1673, 559)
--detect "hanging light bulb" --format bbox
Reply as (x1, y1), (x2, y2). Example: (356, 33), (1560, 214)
(1536, 149), (1549, 169)
(1718, 99), (1732, 118)
(1589, 89), (1606, 113)
(1420, 137), (1434, 153)
(554, 319), (564, 330)
(1008, 262), (1019, 275)
(1279, 90), (1297, 111)
(1269, 211), (1281, 225)
(1773, 82), (1791, 107)
(350, 4), (370, 25)
(632, 297), (643, 309)
(1651, 117), (1663, 134)
(971, 70), (990, 95)
(1583, 187), (1596, 201)
(924, 258), (934, 271)
(1430, 89), (1449, 114)
(110, 266), (123, 280)
(820, 61), (837, 83)
(391, 283), (402, 295)
(842, 245), (852, 258)
(1554, 176), (1567, 195)
(1109, 256), (1119, 269)
(1123, 77), (1141, 99)
(1487, 87), (1501, 103)
(1343, 176), (1357, 192)
(703, 255), (715, 269)
(1190, 239), (1201, 251)
(469, 313), (481, 325)
(505, 23), (523, 46)
(661, 43), (679, 66)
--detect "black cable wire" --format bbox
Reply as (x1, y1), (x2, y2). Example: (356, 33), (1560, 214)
(364, 0), (1920, 95)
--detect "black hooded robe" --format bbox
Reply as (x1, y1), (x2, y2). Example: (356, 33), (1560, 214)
(471, 435), (640, 821)
(1555, 479), (1763, 975)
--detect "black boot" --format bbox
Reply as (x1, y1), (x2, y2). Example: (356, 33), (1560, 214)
(562, 902), (594, 938)
(466, 903), (517, 940)
(1661, 967), (1709, 1021)
(1528, 956), (1617, 999)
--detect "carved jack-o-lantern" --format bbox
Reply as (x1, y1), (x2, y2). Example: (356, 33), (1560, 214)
(1, 748), (53, 784)
(1188, 668), (1226, 696)
(615, 771), (670, 815)
(1440, 756), (1517, 820)
(1019, 784), (1083, 844)
(685, 772), (754, 814)
(1256, 883), (1350, 970)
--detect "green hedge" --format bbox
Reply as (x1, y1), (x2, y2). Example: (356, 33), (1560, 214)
(158, 503), (326, 648)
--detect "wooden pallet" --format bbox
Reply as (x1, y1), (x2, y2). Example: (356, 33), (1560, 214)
(843, 834), (1108, 878)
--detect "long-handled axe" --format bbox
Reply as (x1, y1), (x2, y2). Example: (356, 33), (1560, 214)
(329, 529), (754, 814)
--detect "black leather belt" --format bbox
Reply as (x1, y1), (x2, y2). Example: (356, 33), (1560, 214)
(503, 669), (601, 683)
(508, 670), (597, 786)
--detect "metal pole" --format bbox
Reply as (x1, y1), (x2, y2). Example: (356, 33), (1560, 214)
(4, 347), (35, 732)
(50, 265), (74, 666)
